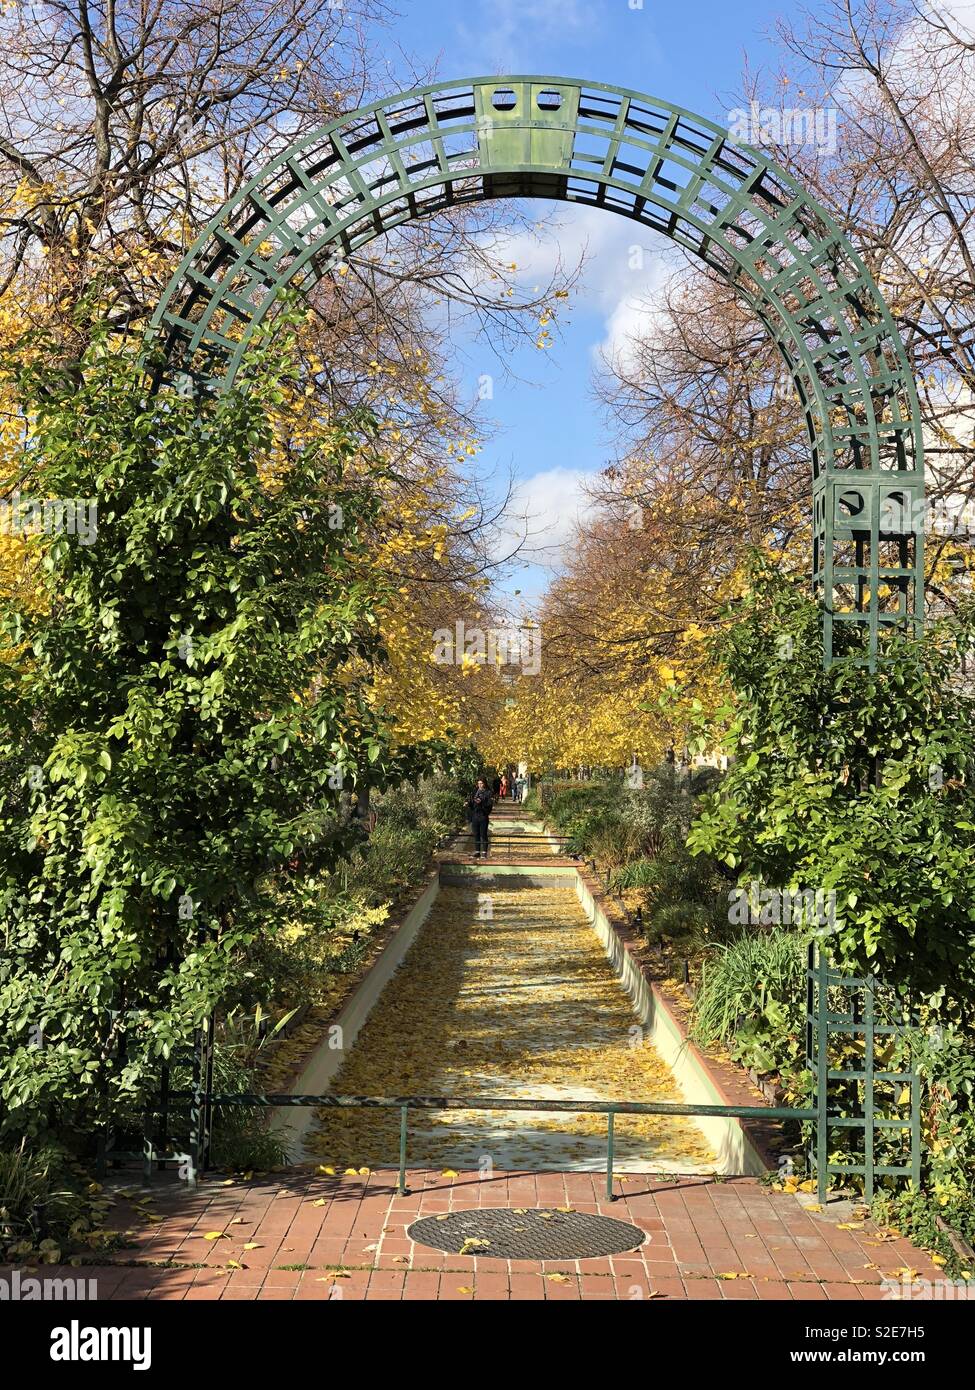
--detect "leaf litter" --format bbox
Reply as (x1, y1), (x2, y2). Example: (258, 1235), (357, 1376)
(306, 884), (716, 1172)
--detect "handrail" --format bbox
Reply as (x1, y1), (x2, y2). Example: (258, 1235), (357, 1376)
(164, 1090), (815, 1198)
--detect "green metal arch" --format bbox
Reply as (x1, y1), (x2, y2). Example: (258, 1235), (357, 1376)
(149, 75), (925, 663)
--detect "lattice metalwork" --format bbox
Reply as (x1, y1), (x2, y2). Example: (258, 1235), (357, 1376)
(149, 75), (925, 661)
(807, 945), (921, 1201)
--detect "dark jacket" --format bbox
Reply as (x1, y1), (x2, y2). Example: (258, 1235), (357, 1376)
(471, 788), (494, 819)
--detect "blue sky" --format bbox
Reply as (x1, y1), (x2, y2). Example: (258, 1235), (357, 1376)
(377, 0), (795, 605)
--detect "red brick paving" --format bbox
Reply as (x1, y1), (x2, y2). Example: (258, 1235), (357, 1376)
(3, 1168), (947, 1301)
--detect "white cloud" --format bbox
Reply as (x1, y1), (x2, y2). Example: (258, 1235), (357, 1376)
(488, 463), (601, 614)
(455, 0), (589, 72)
(479, 203), (677, 372)
(492, 463), (598, 567)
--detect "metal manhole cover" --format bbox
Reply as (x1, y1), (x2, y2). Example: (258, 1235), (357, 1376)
(407, 1208), (645, 1260)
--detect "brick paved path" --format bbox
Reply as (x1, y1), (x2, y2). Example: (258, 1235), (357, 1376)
(21, 1168), (942, 1301)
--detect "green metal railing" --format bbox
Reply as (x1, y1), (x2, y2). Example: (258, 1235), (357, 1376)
(117, 944), (921, 1206)
(105, 945), (922, 1209)
(164, 1091), (816, 1200)
(458, 829), (572, 858)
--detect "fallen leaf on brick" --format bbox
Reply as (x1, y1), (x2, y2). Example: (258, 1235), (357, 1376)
(458, 1237), (490, 1255)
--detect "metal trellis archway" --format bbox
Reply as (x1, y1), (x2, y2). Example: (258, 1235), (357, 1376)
(134, 78), (927, 1198)
(149, 75), (925, 666)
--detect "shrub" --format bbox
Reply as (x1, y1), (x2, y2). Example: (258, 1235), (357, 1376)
(0, 1141), (95, 1261)
(690, 928), (809, 1080)
(611, 857), (658, 890)
(910, 1011), (975, 1209)
(0, 325), (399, 1141)
(870, 1186), (975, 1279)
(688, 554), (975, 1000)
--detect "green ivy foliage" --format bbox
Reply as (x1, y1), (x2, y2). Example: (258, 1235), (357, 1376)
(0, 325), (402, 1140)
(688, 556), (975, 1004)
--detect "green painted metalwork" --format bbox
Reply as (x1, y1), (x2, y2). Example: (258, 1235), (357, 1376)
(145, 1054), (920, 1201)
(157, 1088), (816, 1197)
(136, 76), (926, 1199)
(807, 945), (921, 1202)
(149, 75), (926, 665)
(398, 1104), (409, 1196)
(606, 1109), (616, 1201)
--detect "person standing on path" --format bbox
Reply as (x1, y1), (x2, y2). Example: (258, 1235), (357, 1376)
(471, 777), (494, 858)
(500, 772), (508, 800)
(464, 788), (475, 838)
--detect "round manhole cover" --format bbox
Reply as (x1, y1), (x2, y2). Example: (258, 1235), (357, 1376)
(407, 1208), (645, 1260)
